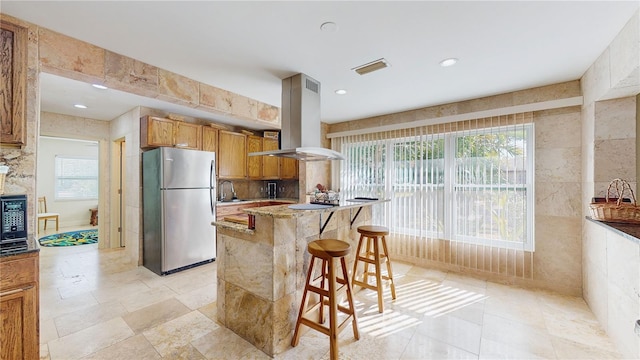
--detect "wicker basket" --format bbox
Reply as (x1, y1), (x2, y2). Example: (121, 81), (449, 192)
(589, 178), (640, 224)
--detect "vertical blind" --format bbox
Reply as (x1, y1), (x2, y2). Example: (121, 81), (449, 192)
(332, 113), (534, 277)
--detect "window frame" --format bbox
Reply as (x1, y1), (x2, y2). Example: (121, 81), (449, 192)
(339, 123), (535, 251)
(54, 155), (99, 201)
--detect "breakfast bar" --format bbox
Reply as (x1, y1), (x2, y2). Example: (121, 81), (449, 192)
(212, 199), (386, 356)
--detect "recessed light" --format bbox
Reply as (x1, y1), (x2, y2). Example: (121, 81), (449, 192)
(320, 22), (338, 32)
(92, 84), (108, 90)
(335, 89), (347, 95)
(439, 58), (458, 67)
(74, 104), (87, 109)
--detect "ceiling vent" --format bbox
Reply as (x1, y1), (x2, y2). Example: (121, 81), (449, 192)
(352, 58), (390, 75)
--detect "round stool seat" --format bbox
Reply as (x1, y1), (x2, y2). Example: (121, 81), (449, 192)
(308, 239), (351, 259)
(357, 225), (389, 237)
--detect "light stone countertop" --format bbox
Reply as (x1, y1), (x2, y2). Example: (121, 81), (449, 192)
(212, 198), (388, 231)
(242, 199), (386, 218)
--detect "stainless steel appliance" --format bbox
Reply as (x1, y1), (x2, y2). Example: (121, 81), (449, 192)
(248, 73), (344, 161)
(142, 147), (216, 275)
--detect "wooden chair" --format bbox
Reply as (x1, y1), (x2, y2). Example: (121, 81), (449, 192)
(37, 196), (59, 232)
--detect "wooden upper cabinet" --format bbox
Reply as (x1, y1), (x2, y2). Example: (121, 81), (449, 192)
(218, 130), (247, 179)
(141, 116), (176, 148)
(247, 135), (262, 179)
(280, 157), (298, 179)
(174, 121), (202, 150)
(0, 19), (27, 147)
(262, 138), (280, 179)
(202, 127), (219, 153)
(140, 116), (203, 150)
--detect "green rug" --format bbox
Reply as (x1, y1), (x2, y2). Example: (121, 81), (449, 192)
(38, 229), (98, 247)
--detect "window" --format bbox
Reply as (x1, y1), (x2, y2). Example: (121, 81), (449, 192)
(54, 156), (99, 200)
(337, 121), (534, 251)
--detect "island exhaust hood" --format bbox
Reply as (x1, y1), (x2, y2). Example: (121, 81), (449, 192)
(248, 73), (345, 161)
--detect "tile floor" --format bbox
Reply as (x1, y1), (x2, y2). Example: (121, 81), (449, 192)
(37, 226), (623, 359)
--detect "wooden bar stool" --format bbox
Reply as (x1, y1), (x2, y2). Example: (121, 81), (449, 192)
(351, 225), (396, 313)
(291, 239), (359, 359)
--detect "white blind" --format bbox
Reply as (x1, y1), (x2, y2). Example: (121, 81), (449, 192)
(333, 113), (534, 277)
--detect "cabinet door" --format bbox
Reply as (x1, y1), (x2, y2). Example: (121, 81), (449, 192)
(141, 116), (174, 148)
(175, 122), (202, 150)
(202, 127), (218, 153)
(0, 20), (27, 147)
(0, 285), (38, 360)
(280, 157), (298, 179)
(262, 138), (280, 179)
(247, 136), (263, 179)
(218, 131), (247, 179)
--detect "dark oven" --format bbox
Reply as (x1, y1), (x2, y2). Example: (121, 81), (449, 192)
(1, 194), (27, 243)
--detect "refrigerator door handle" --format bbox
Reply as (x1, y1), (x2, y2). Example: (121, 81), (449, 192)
(210, 159), (216, 215)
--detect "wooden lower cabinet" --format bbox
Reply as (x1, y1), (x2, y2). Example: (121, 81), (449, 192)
(0, 251), (39, 360)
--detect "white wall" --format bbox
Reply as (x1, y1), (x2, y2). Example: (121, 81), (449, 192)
(36, 137), (99, 228)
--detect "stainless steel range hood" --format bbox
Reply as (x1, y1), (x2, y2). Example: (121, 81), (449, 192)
(249, 73), (344, 161)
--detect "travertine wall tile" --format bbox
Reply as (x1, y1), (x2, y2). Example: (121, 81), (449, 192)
(257, 102), (279, 123)
(231, 93), (258, 120)
(594, 97), (637, 140)
(105, 51), (158, 96)
(513, 81), (581, 105)
(609, 11), (640, 91)
(157, 69), (199, 106)
(536, 147), (581, 183)
(593, 138), (636, 182)
(535, 107), (581, 149)
(199, 83), (232, 113)
(39, 28), (104, 81)
(536, 182), (582, 218)
(533, 215), (582, 295)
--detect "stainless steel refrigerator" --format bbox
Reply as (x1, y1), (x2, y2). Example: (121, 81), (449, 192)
(142, 147), (216, 275)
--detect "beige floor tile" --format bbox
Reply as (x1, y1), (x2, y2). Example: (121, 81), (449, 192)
(550, 335), (624, 359)
(91, 279), (151, 304)
(339, 331), (413, 360)
(40, 318), (59, 344)
(118, 285), (178, 312)
(142, 310), (218, 356)
(47, 317), (134, 360)
(122, 298), (191, 334)
(54, 300), (128, 337)
(483, 293), (546, 329)
(401, 335), (477, 360)
(197, 302), (218, 323)
(414, 313), (482, 355)
(40, 292), (99, 322)
(478, 337), (548, 359)
(175, 283), (217, 310)
(38, 243), (623, 360)
(481, 313), (556, 359)
(162, 343), (206, 359)
(191, 326), (270, 359)
(80, 334), (161, 360)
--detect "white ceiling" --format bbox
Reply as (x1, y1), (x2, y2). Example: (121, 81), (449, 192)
(3, 1), (639, 127)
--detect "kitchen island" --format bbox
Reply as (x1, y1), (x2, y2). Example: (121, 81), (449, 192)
(212, 199), (386, 356)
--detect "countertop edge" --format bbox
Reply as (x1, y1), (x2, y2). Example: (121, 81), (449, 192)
(244, 199), (389, 218)
(0, 235), (40, 258)
(585, 216), (640, 245)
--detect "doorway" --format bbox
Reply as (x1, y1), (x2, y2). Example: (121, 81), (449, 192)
(112, 138), (126, 248)
(36, 136), (100, 236)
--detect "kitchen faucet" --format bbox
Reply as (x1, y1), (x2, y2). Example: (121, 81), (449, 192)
(219, 180), (236, 201)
